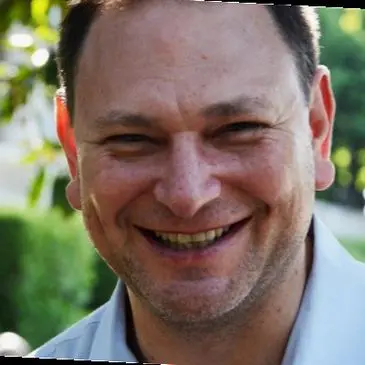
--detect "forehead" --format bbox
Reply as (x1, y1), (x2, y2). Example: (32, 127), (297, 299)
(75, 2), (302, 125)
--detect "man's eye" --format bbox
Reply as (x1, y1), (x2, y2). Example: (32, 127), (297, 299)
(218, 122), (265, 135)
(105, 134), (153, 144)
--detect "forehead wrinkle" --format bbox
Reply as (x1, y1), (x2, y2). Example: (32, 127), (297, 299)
(75, 2), (303, 132)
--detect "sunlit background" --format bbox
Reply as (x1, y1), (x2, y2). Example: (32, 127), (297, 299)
(0, 2), (364, 355)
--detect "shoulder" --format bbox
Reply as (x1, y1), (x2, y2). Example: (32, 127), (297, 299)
(27, 304), (107, 360)
(309, 215), (365, 316)
(310, 216), (365, 324)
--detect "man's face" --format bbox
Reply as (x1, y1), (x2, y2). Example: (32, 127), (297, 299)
(62, 2), (335, 324)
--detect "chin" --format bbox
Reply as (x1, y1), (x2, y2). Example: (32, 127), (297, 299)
(147, 277), (252, 326)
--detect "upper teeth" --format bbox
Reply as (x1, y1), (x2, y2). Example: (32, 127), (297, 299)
(155, 226), (230, 244)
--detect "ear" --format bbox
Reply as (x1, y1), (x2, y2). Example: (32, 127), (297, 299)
(309, 65), (336, 192)
(55, 93), (81, 210)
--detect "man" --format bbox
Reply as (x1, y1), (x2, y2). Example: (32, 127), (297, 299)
(29, 1), (365, 364)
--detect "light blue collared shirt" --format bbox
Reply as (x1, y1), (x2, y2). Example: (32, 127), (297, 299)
(29, 215), (365, 364)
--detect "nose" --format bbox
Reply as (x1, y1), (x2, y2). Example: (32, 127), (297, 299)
(154, 133), (221, 219)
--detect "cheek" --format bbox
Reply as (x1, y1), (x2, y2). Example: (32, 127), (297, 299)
(250, 137), (315, 208)
(248, 149), (294, 205)
(219, 136), (313, 207)
(79, 153), (159, 220)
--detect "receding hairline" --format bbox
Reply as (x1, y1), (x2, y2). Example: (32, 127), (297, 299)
(57, 1), (320, 120)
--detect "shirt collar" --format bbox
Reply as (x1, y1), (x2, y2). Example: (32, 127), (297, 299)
(282, 214), (364, 364)
(89, 281), (137, 361)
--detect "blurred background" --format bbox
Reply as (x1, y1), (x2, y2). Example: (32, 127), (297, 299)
(0, 2), (364, 355)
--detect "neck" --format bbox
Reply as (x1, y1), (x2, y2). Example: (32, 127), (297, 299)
(127, 240), (312, 365)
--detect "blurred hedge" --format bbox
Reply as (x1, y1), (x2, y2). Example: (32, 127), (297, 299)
(0, 208), (116, 349)
(340, 238), (365, 262)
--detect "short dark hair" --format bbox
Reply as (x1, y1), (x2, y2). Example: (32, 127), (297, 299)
(57, 1), (320, 122)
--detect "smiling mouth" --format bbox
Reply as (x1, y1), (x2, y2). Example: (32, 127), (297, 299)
(138, 218), (249, 251)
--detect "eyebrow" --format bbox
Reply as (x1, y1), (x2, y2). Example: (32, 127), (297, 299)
(92, 110), (158, 132)
(200, 96), (275, 119)
(91, 95), (274, 130)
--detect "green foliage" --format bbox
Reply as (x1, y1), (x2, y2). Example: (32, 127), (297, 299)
(88, 256), (118, 311)
(0, 0), (66, 122)
(51, 175), (75, 217)
(0, 214), (25, 333)
(28, 167), (46, 208)
(314, 9), (365, 208)
(0, 0), (66, 206)
(0, 208), (97, 349)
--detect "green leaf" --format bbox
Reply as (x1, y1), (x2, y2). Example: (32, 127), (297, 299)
(357, 149), (365, 166)
(31, 0), (50, 25)
(34, 25), (59, 43)
(355, 167), (365, 192)
(0, 90), (15, 123)
(0, 66), (36, 124)
(21, 141), (61, 165)
(9, 2), (32, 26)
(339, 9), (363, 35)
(44, 139), (62, 151)
(28, 167), (46, 208)
(332, 147), (352, 169)
(21, 150), (43, 165)
(0, 0), (15, 34)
